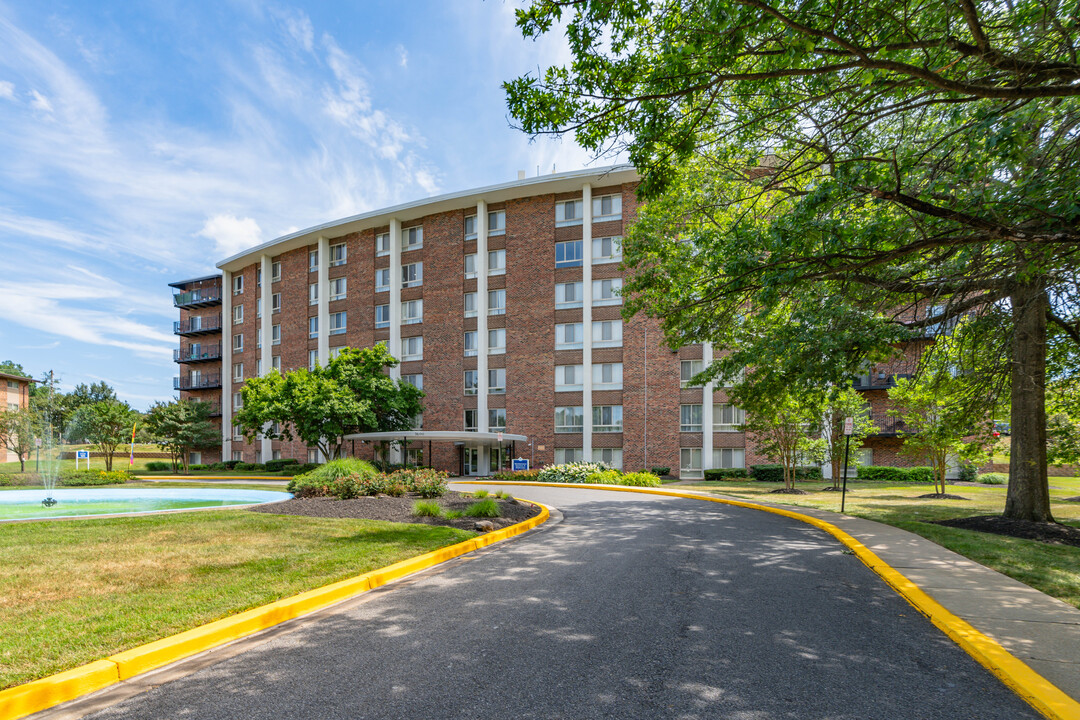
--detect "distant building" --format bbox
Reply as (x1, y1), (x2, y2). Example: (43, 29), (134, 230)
(1, 371), (32, 463)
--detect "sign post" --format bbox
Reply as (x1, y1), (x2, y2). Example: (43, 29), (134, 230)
(841, 417), (854, 513)
(75, 449), (90, 470)
(512, 457), (529, 472)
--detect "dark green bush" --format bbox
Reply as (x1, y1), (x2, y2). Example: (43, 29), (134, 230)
(390, 468), (449, 498)
(856, 465), (910, 483)
(264, 458), (299, 472)
(145, 461), (171, 471)
(978, 472), (1007, 485)
(287, 459), (379, 497)
(957, 464), (978, 483)
(220, 460), (241, 469)
(209, 462), (229, 470)
(704, 468), (750, 481)
(58, 469), (132, 486)
(650, 467), (671, 476)
(464, 498), (501, 518)
(905, 466), (935, 484)
(278, 463), (319, 476)
(0, 473), (36, 486)
(492, 469), (540, 481)
(189, 464), (208, 471)
(749, 464), (784, 482)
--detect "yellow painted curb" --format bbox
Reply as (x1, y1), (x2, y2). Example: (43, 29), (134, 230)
(0, 500), (549, 720)
(456, 481), (1080, 720)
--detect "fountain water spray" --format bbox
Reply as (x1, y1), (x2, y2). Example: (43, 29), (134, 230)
(39, 371), (60, 507)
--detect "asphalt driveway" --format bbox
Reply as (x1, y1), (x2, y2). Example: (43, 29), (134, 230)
(78, 486), (1039, 720)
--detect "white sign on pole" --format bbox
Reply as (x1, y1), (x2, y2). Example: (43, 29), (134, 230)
(843, 417), (854, 436)
(35, 438), (42, 448)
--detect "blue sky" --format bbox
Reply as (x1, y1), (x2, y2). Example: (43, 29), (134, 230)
(0, 0), (601, 409)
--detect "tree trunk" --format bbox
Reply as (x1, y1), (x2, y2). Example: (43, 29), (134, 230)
(1004, 284), (1054, 522)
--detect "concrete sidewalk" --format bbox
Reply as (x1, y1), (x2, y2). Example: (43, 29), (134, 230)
(663, 485), (1080, 703)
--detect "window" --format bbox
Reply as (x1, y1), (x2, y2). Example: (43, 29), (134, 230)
(232, 305), (244, 324)
(308, 349), (319, 371)
(593, 236), (622, 264)
(555, 406), (584, 433)
(681, 448), (703, 478)
(271, 261), (281, 282)
(555, 364), (583, 391)
(464, 331), (478, 356)
(489, 368), (505, 394)
(592, 194), (622, 221)
(718, 367), (746, 388)
(233, 275), (244, 295)
(593, 405), (623, 433)
(489, 408), (507, 430)
(375, 232), (390, 257)
(593, 320), (623, 348)
(308, 316), (319, 338)
(713, 448), (746, 469)
(257, 297), (263, 319)
(857, 448), (873, 466)
(464, 253), (477, 279)
(402, 336), (423, 361)
(464, 370), (478, 396)
(272, 355), (281, 372)
(556, 322), (583, 350)
(375, 268), (390, 293)
(233, 392), (243, 410)
(329, 243), (347, 267)
(329, 312), (346, 335)
(680, 404), (703, 432)
(555, 199), (583, 226)
(256, 328), (263, 349)
(272, 293), (281, 314)
(307, 448), (318, 463)
(592, 278), (623, 306)
(402, 374), (423, 390)
(256, 267), (262, 287)
(592, 448), (623, 469)
(402, 262), (423, 288)
(555, 448), (584, 464)
(555, 282), (583, 309)
(329, 346), (345, 360)
(403, 226), (423, 251)
(593, 363), (623, 390)
(681, 360), (704, 387)
(375, 304), (390, 329)
(256, 358), (262, 376)
(401, 299), (423, 325)
(714, 403), (746, 431)
(233, 333), (243, 352)
(330, 277), (347, 301)
(464, 215), (477, 239)
(488, 249), (505, 276)
(308, 249), (318, 272)
(6, 380), (17, 389)
(555, 240), (583, 268)
(309, 283), (318, 306)
(232, 363), (243, 382)
(464, 409), (478, 432)
(464, 292), (477, 318)
(271, 324), (281, 345)
(488, 289), (505, 315)
(488, 210), (506, 235)
(488, 328), (506, 354)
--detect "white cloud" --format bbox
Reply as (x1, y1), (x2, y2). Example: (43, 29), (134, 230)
(197, 214), (263, 258)
(0, 80), (13, 99)
(28, 88), (52, 113)
(396, 44), (408, 69)
(278, 9), (314, 53)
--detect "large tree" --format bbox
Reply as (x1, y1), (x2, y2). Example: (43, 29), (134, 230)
(233, 344), (424, 461)
(144, 399), (220, 474)
(506, 0), (1080, 522)
(72, 399), (139, 471)
(0, 407), (36, 472)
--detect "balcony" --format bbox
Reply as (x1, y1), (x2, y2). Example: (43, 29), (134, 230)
(174, 315), (222, 337)
(174, 344), (222, 364)
(868, 413), (911, 437)
(174, 374), (222, 391)
(852, 373), (913, 391)
(173, 287), (222, 308)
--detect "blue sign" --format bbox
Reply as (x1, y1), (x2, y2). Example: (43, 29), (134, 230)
(512, 457), (529, 472)
(76, 450), (90, 459)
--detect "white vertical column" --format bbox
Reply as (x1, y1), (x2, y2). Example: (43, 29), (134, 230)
(260, 255), (273, 462)
(221, 270), (233, 461)
(581, 184), (593, 462)
(389, 220), (402, 379)
(702, 342), (714, 470)
(476, 201), (489, 435)
(317, 237), (330, 364)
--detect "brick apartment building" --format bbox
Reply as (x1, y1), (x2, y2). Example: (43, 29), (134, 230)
(1, 371), (33, 464)
(172, 165), (928, 477)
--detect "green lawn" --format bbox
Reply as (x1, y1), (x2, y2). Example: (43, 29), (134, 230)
(0, 511), (474, 689)
(683, 477), (1080, 610)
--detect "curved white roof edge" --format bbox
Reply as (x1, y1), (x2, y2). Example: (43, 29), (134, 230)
(216, 164), (638, 272)
(344, 430), (528, 444)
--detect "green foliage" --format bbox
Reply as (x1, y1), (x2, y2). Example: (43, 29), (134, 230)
(445, 510), (464, 519)
(278, 463), (319, 477)
(703, 468), (749, 481)
(585, 469), (622, 485)
(145, 461), (171, 471)
(57, 469), (131, 486)
(264, 458), (299, 472)
(979, 472), (1008, 485)
(905, 467), (936, 485)
(0, 406), (36, 472)
(856, 465), (937, 484)
(737, 390), (824, 490)
(820, 388), (877, 489)
(957, 464), (978, 483)
(143, 399), (219, 474)
(463, 498), (501, 518)
(286, 458), (379, 497)
(189, 464), (207, 471)
(1047, 413), (1080, 468)
(0, 360), (30, 377)
(471, 489), (490, 498)
(750, 465), (822, 483)
(0, 474), (36, 486)
(649, 467), (671, 477)
(492, 469), (540, 481)
(389, 468), (449, 498)
(538, 461), (612, 483)
(620, 472), (661, 487)
(412, 500), (443, 517)
(70, 399), (139, 472)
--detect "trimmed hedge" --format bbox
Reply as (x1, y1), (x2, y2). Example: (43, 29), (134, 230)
(58, 469), (133, 486)
(279, 462), (319, 476)
(145, 461), (171, 471)
(749, 465), (823, 482)
(978, 472), (1007, 485)
(703, 468), (750, 481)
(650, 467), (671, 476)
(492, 469), (541, 482)
(856, 465), (937, 483)
(264, 458), (299, 472)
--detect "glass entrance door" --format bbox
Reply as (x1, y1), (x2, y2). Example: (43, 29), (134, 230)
(463, 447), (479, 476)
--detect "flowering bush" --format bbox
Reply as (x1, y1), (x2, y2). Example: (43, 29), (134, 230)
(287, 458), (378, 497)
(619, 472), (661, 487)
(492, 469), (541, 481)
(389, 468), (449, 498)
(537, 461), (612, 483)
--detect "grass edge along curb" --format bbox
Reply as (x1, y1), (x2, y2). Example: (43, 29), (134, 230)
(0, 501), (550, 720)
(454, 480), (1078, 720)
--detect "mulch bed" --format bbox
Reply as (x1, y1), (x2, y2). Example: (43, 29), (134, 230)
(917, 493), (969, 500)
(933, 515), (1080, 548)
(248, 491), (541, 533)
(770, 488), (810, 495)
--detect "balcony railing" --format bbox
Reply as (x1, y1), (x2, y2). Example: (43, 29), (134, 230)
(868, 413), (911, 437)
(173, 287), (222, 308)
(174, 344), (222, 363)
(174, 374), (222, 390)
(852, 373), (913, 391)
(174, 315), (222, 336)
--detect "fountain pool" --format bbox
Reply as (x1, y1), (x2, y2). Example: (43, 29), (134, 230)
(0, 488), (291, 521)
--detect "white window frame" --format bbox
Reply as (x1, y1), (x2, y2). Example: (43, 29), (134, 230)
(488, 367), (506, 394)
(309, 283), (318, 306)
(555, 406), (584, 433)
(464, 331), (478, 357)
(464, 370), (478, 396)
(592, 448), (623, 470)
(308, 349), (319, 370)
(593, 363), (623, 390)
(375, 268), (391, 293)
(233, 275), (244, 295)
(375, 304), (390, 329)
(464, 253), (477, 279)
(401, 299), (423, 325)
(555, 448), (584, 464)
(403, 226), (423, 251)
(713, 448), (746, 469)
(555, 199), (583, 227)
(233, 392), (243, 410)
(308, 316), (319, 339)
(271, 261), (281, 283)
(592, 278), (623, 306)
(556, 323), (584, 350)
(555, 364), (584, 392)
(271, 324), (281, 345)
(592, 320), (623, 348)
(308, 249), (318, 272)
(232, 305), (244, 324)
(592, 194), (622, 222)
(402, 262), (423, 288)
(464, 215), (477, 240)
(555, 240), (583, 268)
(592, 236), (622, 264)
(233, 333), (243, 352)
(272, 292), (281, 314)
(681, 360), (704, 388)
(232, 362), (243, 382)
(329, 243), (347, 267)
(375, 232), (390, 257)
(487, 249), (505, 276)
(488, 408), (507, 430)
(488, 289), (506, 315)
(402, 336), (423, 361)
(329, 277), (347, 302)
(713, 403), (746, 432)
(272, 355), (281, 372)
(488, 328), (506, 355)
(555, 281), (583, 309)
(329, 312), (346, 335)
(680, 404), (703, 432)
(592, 405), (623, 433)
(402, 374), (423, 390)
(487, 209), (506, 235)
(464, 292), (477, 318)
(681, 448), (704, 478)
(464, 409), (478, 432)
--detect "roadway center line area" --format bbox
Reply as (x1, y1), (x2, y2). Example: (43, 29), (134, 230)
(57, 486), (1039, 720)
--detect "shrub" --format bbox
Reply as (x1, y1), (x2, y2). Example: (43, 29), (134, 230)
(905, 466), (936, 484)
(749, 464), (784, 482)
(389, 468), (449, 498)
(703, 468), (749, 481)
(209, 462), (228, 470)
(189, 464), (208, 471)
(0, 473), (36, 486)
(620, 472), (661, 487)
(279, 462), (319, 476)
(538, 461), (611, 484)
(287, 458), (379, 497)
(472, 489), (490, 498)
(650, 467), (671, 476)
(445, 510), (464, 519)
(464, 498), (501, 518)
(413, 500), (443, 517)
(978, 472), (1007, 485)
(586, 469), (622, 485)
(385, 480), (407, 497)
(856, 465), (910, 483)
(145, 461), (171, 471)
(264, 458), (299, 472)
(957, 464), (978, 483)
(220, 460), (241, 469)
(57, 469), (132, 486)
(235, 462), (254, 471)
(493, 469), (541, 481)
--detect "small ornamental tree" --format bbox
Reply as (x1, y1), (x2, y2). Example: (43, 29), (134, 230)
(0, 407), (35, 472)
(145, 399), (220, 473)
(735, 389), (824, 492)
(76, 399), (139, 471)
(1046, 413), (1080, 470)
(821, 388), (877, 489)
